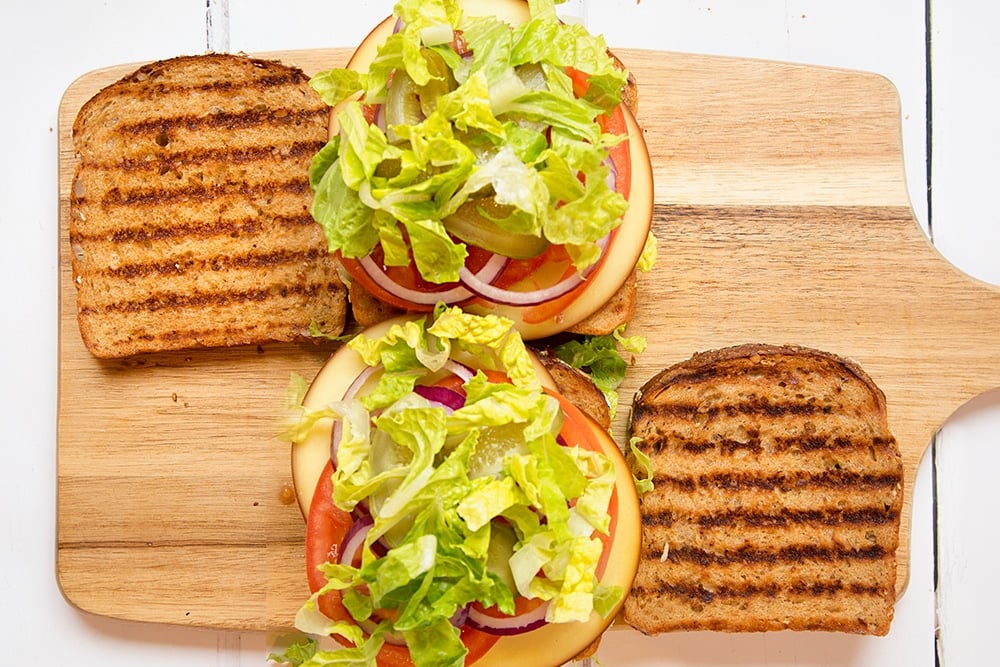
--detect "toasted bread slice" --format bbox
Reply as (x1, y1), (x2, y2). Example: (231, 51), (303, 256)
(70, 53), (346, 358)
(624, 344), (903, 635)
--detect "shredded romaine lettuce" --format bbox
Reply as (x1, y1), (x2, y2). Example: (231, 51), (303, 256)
(286, 305), (622, 666)
(638, 230), (659, 272)
(628, 435), (655, 495)
(308, 0), (629, 284)
(553, 323), (647, 419)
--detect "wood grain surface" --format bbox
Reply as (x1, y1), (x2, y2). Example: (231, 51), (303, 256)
(56, 47), (1000, 631)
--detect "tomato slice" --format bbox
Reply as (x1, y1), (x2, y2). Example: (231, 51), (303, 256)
(565, 64), (631, 198)
(305, 462), (501, 667)
(601, 103), (632, 201)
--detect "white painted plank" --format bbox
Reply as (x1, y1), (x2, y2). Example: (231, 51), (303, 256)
(929, 2), (1000, 665)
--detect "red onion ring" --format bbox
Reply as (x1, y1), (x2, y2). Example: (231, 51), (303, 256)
(357, 251), (509, 306)
(338, 511), (405, 646)
(443, 359), (475, 383)
(466, 600), (550, 636)
(413, 385), (466, 411)
(458, 233), (611, 307)
(474, 251), (510, 283)
(344, 365), (381, 401)
(338, 514), (374, 567)
(331, 420), (343, 464)
(605, 155), (618, 192)
(331, 365), (382, 463)
(373, 103), (386, 133)
(451, 605), (470, 628)
(359, 255), (473, 305)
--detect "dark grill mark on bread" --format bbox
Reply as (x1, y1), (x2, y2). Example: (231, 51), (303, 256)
(69, 54), (346, 357)
(651, 469), (900, 492)
(632, 396), (833, 423)
(641, 506), (898, 529)
(70, 213), (314, 244)
(631, 581), (888, 604)
(122, 69), (310, 93)
(119, 107), (329, 136)
(624, 344), (903, 636)
(89, 141), (326, 172)
(695, 506), (898, 528)
(101, 248), (327, 280)
(640, 431), (896, 456)
(97, 179), (309, 207)
(648, 543), (887, 566)
(79, 281), (327, 315)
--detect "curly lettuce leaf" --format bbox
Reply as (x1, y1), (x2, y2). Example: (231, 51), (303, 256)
(553, 324), (646, 418)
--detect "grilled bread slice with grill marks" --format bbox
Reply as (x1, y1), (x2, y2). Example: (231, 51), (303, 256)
(624, 344), (903, 635)
(70, 53), (346, 358)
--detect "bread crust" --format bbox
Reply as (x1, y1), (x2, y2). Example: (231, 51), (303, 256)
(533, 348), (612, 430)
(70, 54), (346, 357)
(625, 344), (903, 636)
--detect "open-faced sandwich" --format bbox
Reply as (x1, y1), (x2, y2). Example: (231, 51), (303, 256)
(281, 306), (641, 666)
(307, 0), (655, 340)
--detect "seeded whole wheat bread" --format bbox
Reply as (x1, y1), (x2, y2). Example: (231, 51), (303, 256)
(624, 344), (903, 635)
(70, 53), (346, 358)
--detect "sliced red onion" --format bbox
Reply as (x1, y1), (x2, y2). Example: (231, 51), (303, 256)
(338, 514), (374, 567)
(466, 600), (550, 636)
(458, 234), (611, 307)
(344, 365), (381, 401)
(339, 507), (404, 646)
(451, 605), (470, 628)
(357, 251), (509, 306)
(605, 155), (618, 192)
(331, 365), (383, 462)
(474, 251), (510, 283)
(359, 255), (473, 305)
(458, 265), (580, 306)
(331, 420), (343, 463)
(442, 359), (475, 383)
(413, 385), (466, 411)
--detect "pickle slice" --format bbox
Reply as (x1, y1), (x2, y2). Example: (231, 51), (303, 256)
(444, 199), (549, 259)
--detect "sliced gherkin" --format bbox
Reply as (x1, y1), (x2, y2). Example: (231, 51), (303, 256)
(443, 198), (549, 259)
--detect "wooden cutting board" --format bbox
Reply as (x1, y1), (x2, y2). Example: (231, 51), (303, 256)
(56, 47), (1000, 631)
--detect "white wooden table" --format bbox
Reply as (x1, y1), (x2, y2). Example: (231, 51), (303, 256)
(2, 0), (995, 664)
